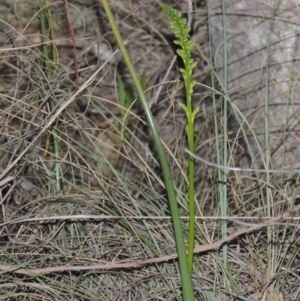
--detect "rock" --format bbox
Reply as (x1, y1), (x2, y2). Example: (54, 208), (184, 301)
(208, 1), (300, 168)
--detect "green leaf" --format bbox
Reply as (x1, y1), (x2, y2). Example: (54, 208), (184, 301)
(179, 102), (188, 112)
(192, 107), (200, 122)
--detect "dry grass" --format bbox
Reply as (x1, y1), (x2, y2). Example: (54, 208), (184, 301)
(0, 1), (299, 301)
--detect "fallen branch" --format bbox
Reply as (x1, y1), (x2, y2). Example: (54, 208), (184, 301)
(1, 205), (298, 276)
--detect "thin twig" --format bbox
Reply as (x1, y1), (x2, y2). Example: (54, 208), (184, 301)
(149, 55), (177, 108)
(185, 149), (300, 174)
(187, 0), (193, 29)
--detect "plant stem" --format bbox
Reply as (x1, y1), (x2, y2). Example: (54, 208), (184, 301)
(99, 1), (194, 300)
(158, 2), (198, 273)
(186, 84), (196, 273)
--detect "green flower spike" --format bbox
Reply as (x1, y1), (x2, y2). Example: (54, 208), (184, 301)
(160, 2), (199, 274)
